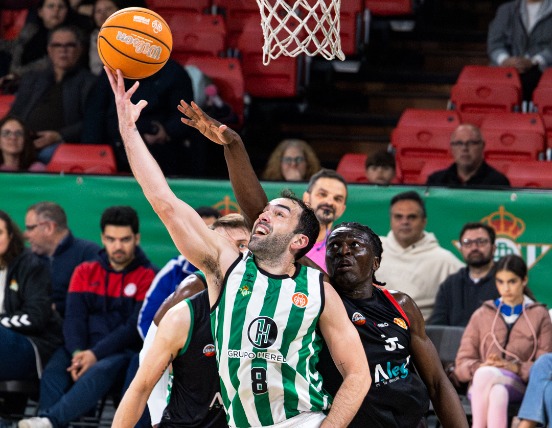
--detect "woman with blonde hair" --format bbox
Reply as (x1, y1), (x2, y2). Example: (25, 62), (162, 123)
(455, 254), (552, 428)
(262, 139), (321, 181)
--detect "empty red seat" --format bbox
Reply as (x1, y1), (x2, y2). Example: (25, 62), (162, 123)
(0, 9), (28, 40)
(450, 83), (521, 127)
(185, 56), (245, 126)
(535, 67), (552, 88)
(481, 129), (544, 161)
(212, 0), (259, 48)
(46, 144), (117, 174)
(146, 0), (212, 14)
(339, 0), (364, 56)
(0, 94), (15, 119)
(336, 153), (368, 183)
(396, 108), (461, 130)
(456, 65), (522, 95)
(364, 0), (413, 16)
(480, 112), (545, 136)
(165, 12), (226, 63)
(531, 86), (552, 155)
(237, 18), (300, 98)
(507, 160), (552, 188)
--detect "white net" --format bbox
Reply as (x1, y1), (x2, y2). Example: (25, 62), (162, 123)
(256, 0), (345, 65)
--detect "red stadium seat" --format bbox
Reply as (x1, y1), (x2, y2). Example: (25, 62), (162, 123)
(237, 18), (301, 98)
(340, 0), (364, 56)
(480, 112), (545, 136)
(146, 0), (212, 14)
(500, 160), (552, 188)
(481, 129), (544, 161)
(449, 83), (521, 127)
(336, 153), (368, 183)
(364, 0), (413, 16)
(531, 86), (552, 156)
(396, 108), (461, 130)
(165, 12), (226, 63)
(46, 144), (117, 175)
(0, 94), (15, 119)
(212, 0), (259, 48)
(535, 67), (552, 88)
(185, 56), (245, 126)
(456, 65), (522, 95)
(0, 9), (28, 40)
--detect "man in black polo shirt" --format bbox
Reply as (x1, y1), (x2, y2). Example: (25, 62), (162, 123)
(426, 124), (510, 187)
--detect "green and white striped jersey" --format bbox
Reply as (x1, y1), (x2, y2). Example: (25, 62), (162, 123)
(211, 253), (331, 427)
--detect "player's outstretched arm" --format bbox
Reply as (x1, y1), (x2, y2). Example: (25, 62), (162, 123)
(113, 301), (191, 428)
(319, 283), (370, 427)
(106, 68), (236, 299)
(395, 291), (468, 428)
(178, 101), (267, 227)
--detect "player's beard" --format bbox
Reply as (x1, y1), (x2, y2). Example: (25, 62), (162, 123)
(249, 231), (296, 262)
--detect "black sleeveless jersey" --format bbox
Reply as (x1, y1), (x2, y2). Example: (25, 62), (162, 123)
(159, 289), (228, 428)
(318, 287), (429, 428)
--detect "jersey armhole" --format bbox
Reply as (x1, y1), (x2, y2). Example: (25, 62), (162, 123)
(209, 252), (243, 314)
(178, 298), (195, 357)
(319, 271), (325, 316)
(379, 287), (411, 327)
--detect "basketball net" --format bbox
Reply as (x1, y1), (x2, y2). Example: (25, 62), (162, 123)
(256, 0), (345, 65)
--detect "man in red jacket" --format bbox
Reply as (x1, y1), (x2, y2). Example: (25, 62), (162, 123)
(19, 206), (156, 428)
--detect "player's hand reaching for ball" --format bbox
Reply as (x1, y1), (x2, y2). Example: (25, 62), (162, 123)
(178, 100), (240, 147)
(105, 67), (148, 129)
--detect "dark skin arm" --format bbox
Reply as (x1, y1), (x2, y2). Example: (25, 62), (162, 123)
(178, 101), (267, 228)
(152, 274), (206, 325)
(391, 290), (468, 428)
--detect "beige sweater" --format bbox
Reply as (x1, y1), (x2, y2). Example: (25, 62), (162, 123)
(377, 231), (464, 319)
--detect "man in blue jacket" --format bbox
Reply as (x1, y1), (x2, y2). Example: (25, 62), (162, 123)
(19, 206), (156, 428)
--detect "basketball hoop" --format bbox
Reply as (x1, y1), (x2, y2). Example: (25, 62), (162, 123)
(256, 0), (345, 65)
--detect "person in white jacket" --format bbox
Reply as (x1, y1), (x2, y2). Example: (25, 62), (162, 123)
(377, 191), (464, 319)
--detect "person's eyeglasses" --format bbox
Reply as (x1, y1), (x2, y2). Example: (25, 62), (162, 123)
(25, 221), (49, 232)
(460, 238), (490, 248)
(49, 42), (78, 50)
(1, 130), (24, 138)
(450, 140), (482, 148)
(281, 156), (305, 165)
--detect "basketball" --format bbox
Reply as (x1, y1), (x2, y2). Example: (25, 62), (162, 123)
(97, 7), (172, 80)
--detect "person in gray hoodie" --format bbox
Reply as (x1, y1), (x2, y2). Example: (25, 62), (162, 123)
(487, 0), (552, 100)
(376, 191), (464, 319)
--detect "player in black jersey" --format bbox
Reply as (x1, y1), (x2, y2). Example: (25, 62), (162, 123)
(320, 222), (468, 428)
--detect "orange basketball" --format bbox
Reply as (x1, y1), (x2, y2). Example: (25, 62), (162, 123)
(97, 7), (172, 80)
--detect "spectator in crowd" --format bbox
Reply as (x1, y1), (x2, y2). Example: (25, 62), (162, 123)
(455, 255), (552, 428)
(426, 124), (511, 188)
(488, 0), (552, 101)
(9, 25), (96, 164)
(0, 0), (70, 80)
(377, 190), (464, 319)
(364, 150), (396, 185)
(0, 116), (45, 171)
(125, 214), (250, 427)
(81, 60), (195, 176)
(302, 169), (348, 272)
(428, 222), (500, 327)
(24, 201), (100, 317)
(262, 138), (321, 182)
(18, 205), (156, 428)
(195, 205), (221, 226)
(515, 353), (552, 428)
(0, 210), (63, 409)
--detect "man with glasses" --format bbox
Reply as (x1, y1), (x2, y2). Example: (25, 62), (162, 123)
(24, 201), (100, 317)
(9, 24), (95, 163)
(428, 222), (500, 327)
(426, 123), (511, 187)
